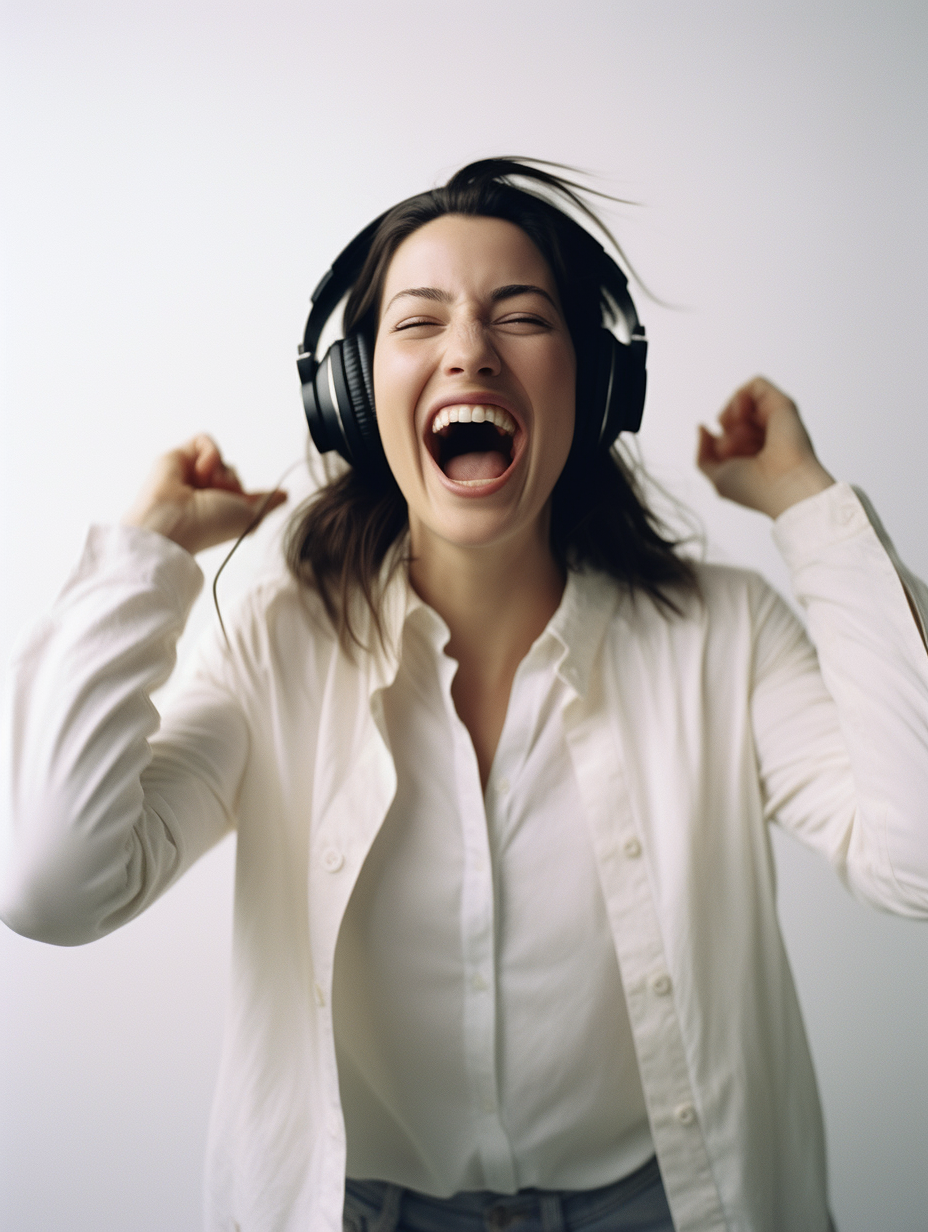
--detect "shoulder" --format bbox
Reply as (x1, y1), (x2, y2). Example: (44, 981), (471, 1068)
(690, 562), (811, 680)
(231, 570), (335, 645)
(188, 568), (343, 700)
(693, 560), (783, 614)
(584, 564), (811, 704)
(190, 560), (408, 694)
(591, 561), (805, 663)
(610, 560), (786, 627)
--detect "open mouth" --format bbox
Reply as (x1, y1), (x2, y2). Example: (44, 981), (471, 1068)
(429, 404), (518, 485)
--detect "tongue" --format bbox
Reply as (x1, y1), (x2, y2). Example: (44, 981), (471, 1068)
(445, 450), (509, 482)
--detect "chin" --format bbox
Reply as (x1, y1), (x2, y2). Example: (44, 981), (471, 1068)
(408, 494), (553, 560)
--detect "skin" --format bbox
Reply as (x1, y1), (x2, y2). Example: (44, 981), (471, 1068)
(372, 216), (577, 782)
(696, 378), (834, 519)
(124, 219), (842, 786)
(122, 434), (286, 554)
(373, 216), (577, 562)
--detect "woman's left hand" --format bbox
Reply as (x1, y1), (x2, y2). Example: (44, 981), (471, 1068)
(697, 377), (835, 519)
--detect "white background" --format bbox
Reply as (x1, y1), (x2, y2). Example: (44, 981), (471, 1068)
(1, 2), (927, 1229)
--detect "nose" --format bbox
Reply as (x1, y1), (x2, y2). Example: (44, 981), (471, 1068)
(442, 317), (501, 378)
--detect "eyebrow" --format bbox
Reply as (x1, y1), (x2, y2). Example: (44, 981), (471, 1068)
(491, 284), (557, 308)
(384, 283), (558, 312)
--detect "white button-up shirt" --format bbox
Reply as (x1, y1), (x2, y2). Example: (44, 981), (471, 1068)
(334, 592), (652, 1196)
(3, 483), (928, 1232)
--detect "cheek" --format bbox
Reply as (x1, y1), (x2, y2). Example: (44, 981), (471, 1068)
(372, 344), (424, 480)
(543, 344), (578, 453)
(550, 411), (576, 479)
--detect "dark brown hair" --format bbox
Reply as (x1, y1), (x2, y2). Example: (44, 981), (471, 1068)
(286, 158), (696, 649)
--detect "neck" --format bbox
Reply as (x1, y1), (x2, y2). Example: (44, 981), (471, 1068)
(408, 519), (564, 678)
(407, 516), (564, 790)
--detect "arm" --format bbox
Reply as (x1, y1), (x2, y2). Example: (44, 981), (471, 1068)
(700, 378), (928, 913)
(0, 438), (284, 944)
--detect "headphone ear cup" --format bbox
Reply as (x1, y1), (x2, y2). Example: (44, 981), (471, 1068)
(340, 332), (387, 475)
(341, 333), (375, 435)
(311, 333), (385, 474)
(585, 329), (646, 454)
(573, 330), (619, 459)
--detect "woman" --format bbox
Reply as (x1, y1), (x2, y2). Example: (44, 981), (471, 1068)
(3, 160), (928, 1232)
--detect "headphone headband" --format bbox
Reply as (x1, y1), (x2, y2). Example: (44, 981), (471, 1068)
(300, 212), (388, 361)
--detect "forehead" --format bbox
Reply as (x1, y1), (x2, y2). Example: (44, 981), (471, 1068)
(380, 214), (558, 303)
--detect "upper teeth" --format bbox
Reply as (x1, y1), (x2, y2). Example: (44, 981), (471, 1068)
(431, 405), (517, 435)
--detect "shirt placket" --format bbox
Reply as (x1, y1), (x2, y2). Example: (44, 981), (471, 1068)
(441, 655), (519, 1193)
(561, 678), (727, 1232)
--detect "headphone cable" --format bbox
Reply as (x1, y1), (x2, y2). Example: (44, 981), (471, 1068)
(211, 457), (305, 651)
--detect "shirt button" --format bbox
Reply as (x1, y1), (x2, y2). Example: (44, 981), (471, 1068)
(471, 973), (487, 991)
(313, 982), (326, 1007)
(623, 836), (642, 858)
(650, 972), (672, 997)
(495, 777), (510, 795)
(321, 847), (344, 873)
(674, 1102), (697, 1126)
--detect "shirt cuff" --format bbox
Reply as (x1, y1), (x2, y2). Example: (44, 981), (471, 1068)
(771, 481), (869, 568)
(77, 523), (205, 614)
(772, 481), (928, 645)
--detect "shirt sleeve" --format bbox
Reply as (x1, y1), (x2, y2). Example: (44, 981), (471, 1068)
(751, 481), (928, 916)
(0, 524), (248, 945)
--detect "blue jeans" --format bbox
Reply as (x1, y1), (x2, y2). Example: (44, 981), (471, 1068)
(343, 1156), (675, 1231)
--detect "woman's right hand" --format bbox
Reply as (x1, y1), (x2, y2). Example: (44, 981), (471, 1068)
(122, 435), (287, 554)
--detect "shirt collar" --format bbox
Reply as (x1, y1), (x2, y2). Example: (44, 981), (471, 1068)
(545, 569), (620, 698)
(372, 560), (619, 703)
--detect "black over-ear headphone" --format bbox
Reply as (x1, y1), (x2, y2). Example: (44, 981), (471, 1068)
(297, 213), (647, 477)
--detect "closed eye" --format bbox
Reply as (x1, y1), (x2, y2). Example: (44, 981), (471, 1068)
(391, 318), (444, 333)
(495, 313), (553, 331)
(388, 309), (555, 334)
